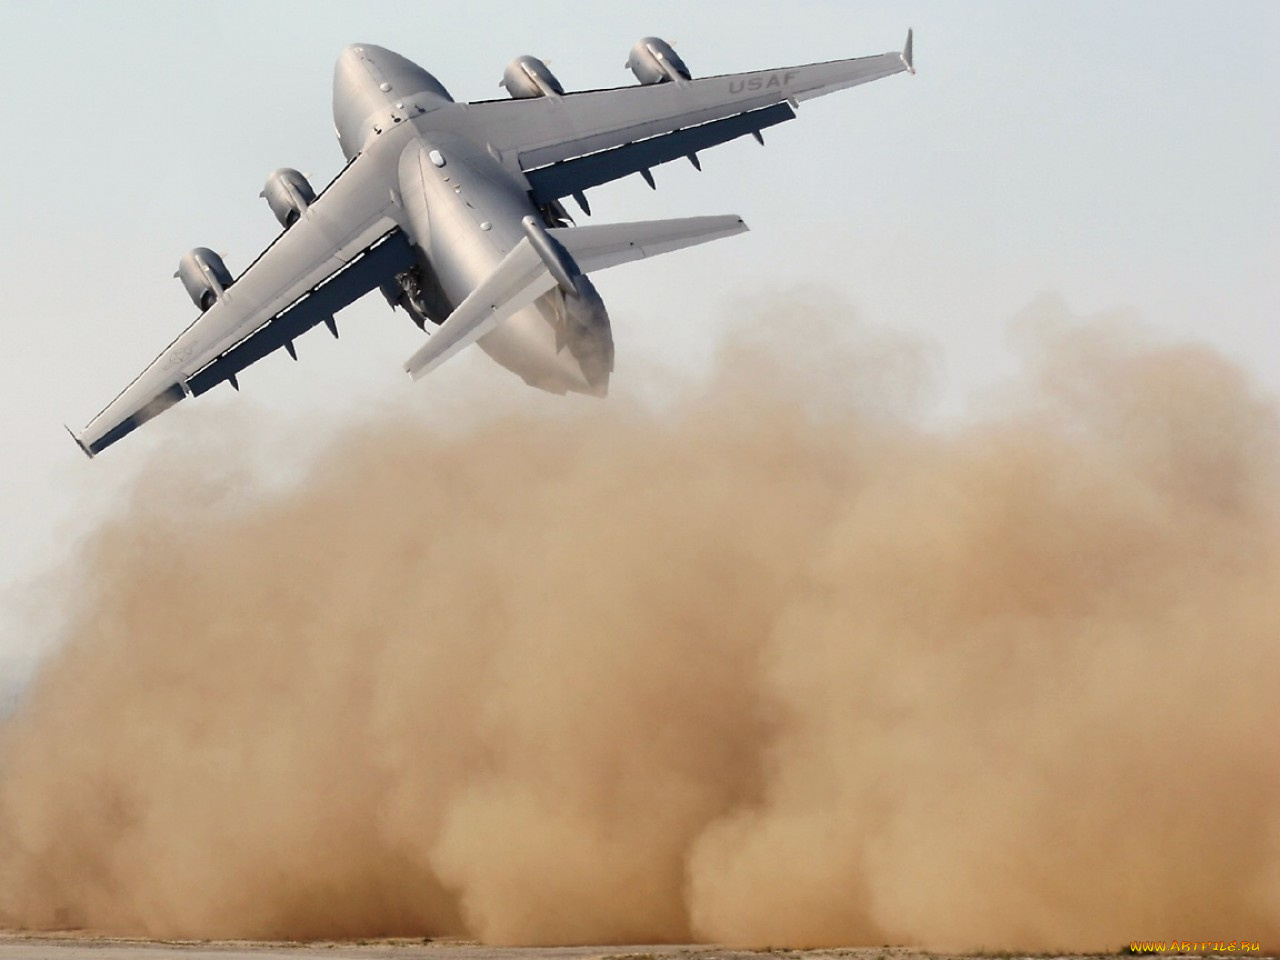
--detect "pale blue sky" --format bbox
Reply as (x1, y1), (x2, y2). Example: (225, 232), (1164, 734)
(0, 1), (1276, 683)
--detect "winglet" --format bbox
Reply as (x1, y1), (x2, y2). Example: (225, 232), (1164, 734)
(65, 424), (94, 460)
(901, 28), (915, 75)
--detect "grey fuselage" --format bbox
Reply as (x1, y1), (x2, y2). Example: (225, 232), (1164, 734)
(333, 44), (612, 395)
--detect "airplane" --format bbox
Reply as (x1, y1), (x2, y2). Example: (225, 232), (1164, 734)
(70, 32), (915, 457)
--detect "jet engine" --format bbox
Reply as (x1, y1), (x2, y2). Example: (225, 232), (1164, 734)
(175, 247), (234, 311)
(500, 55), (565, 98)
(626, 37), (690, 85)
(260, 168), (316, 229)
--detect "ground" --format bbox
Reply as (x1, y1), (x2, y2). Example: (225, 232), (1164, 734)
(2, 939), (1256, 960)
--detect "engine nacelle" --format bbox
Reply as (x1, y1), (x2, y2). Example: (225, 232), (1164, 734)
(626, 37), (690, 85)
(175, 247), (233, 312)
(260, 168), (316, 229)
(500, 55), (565, 98)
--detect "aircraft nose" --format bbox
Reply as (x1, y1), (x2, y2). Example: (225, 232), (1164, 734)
(334, 43), (372, 80)
(334, 43), (378, 93)
(332, 44), (383, 160)
(332, 43), (455, 160)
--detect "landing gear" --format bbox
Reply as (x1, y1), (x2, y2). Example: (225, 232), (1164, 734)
(382, 263), (450, 329)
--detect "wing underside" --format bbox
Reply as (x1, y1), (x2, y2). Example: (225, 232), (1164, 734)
(185, 231), (416, 397)
(524, 102), (795, 206)
(74, 149), (404, 457)
(78, 230), (417, 457)
(448, 32), (913, 203)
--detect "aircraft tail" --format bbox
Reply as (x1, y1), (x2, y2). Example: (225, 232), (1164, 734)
(402, 214), (747, 381)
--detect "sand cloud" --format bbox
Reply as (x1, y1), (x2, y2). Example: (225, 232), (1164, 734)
(1, 293), (1276, 949)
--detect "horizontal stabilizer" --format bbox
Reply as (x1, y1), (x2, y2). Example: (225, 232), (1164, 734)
(403, 240), (557, 381)
(549, 214), (748, 273)
(403, 214), (748, 382)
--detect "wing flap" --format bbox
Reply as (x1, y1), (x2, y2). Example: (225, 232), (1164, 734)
(525, 102), (794, 204)
(186, 230), (417, 396)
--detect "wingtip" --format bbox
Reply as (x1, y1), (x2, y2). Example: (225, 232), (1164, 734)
(901, 28), (915, 75)
(402, 355), (427, 381)
(65, 424), (94, 460)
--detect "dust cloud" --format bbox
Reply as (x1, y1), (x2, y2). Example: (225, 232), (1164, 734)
(1, 293), (1277, 949)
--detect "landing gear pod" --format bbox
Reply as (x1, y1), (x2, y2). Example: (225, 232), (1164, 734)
(260, 168), (316, 229)
(500, 55), (565, 98)
(175, 247), (233, 311)
(626, 37), (690, 85)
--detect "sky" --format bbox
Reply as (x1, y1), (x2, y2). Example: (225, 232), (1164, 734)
(0, 1), (1276, 688)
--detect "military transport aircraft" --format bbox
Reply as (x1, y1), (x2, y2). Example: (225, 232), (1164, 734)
(71, 32), (914, 457)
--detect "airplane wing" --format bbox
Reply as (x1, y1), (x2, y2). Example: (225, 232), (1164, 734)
(441, 30), (914, 207)
(72, 151), (415, 457)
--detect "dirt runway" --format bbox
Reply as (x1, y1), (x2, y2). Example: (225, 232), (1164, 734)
(3, 940), (1236, 960)
(0, 940), (869, 960)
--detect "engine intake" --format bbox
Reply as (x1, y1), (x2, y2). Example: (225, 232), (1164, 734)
(500, 55), (565, 98)
(626, 37), (690, 85)
(260, 168), (316, 228)
(176, 247), (233, 311)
